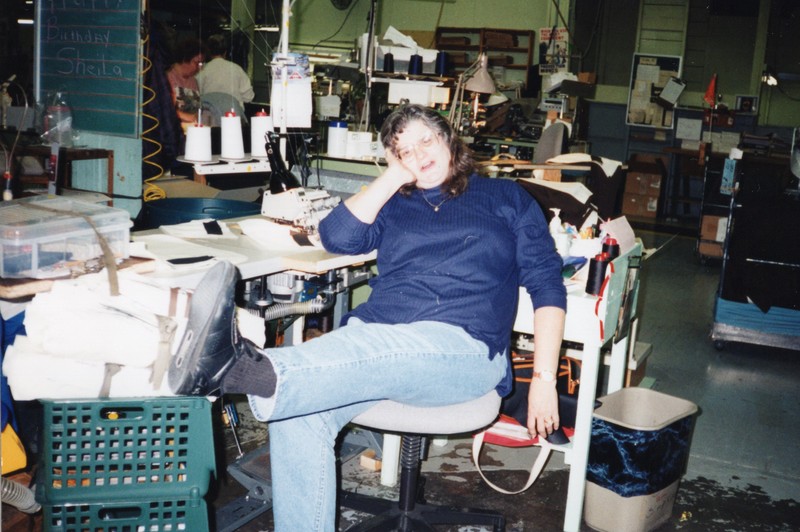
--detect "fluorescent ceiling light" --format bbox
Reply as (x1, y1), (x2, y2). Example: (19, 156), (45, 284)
(18, 19), (34, 25)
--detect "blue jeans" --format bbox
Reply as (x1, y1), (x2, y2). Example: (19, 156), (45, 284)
(247, 319), (509, 532)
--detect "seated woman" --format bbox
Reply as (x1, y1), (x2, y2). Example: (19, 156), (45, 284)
(166, 38), (207, 129)
(168, 104), (566, 531)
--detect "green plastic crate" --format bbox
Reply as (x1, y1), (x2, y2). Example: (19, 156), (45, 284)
(43, 498), (209, 531)
(36, 397), (216, 504)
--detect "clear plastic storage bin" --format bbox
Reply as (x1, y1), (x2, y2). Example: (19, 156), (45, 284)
(0, 196), (131, 279)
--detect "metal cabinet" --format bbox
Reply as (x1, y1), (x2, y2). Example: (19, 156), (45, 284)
(711, 158), (800, 350)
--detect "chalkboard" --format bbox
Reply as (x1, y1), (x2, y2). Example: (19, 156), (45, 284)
(35, 0), (141, 137)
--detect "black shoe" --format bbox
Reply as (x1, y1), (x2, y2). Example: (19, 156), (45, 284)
(168, 261), (243, 396)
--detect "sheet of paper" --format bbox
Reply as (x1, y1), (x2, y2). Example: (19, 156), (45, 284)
(271, 77), (312, 128)
(636, 64), (660, 84)
(604, 216), (637, 255)
(517, 177), (593, 204)
(676, 118), (703, 140)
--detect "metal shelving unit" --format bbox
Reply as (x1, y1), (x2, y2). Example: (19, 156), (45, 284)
(434, 27), (534, 90)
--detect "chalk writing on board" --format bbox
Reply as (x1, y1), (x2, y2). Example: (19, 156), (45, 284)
(37, 0), (140, 136)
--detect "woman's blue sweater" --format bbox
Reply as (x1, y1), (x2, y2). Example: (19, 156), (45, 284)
(320, 175), (567, 395)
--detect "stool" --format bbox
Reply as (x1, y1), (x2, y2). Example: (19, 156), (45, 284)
(340, 390), (505, 531)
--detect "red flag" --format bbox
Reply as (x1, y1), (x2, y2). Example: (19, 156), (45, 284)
(704, 74), (717, 106)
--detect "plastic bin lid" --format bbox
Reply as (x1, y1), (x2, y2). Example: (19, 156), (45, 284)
(0, 196), (131, 244)
(593, 387), (698, 431)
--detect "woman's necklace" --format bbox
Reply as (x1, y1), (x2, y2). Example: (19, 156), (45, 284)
(421, 190), (449, 212)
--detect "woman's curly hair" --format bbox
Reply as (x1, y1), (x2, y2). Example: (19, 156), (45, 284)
(379, 104), (475, 197)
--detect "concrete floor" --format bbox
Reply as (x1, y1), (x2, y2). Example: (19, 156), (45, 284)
(3, 231), (799, 531)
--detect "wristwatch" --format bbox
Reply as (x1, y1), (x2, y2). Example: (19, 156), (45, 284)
(533, 369), (557, 383)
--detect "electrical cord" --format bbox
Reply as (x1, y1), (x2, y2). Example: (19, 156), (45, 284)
(1, 76), (31, 200)
(577, 0), (604, 62)
(140, 13), (166, 202)
(313, 0), (360, 49)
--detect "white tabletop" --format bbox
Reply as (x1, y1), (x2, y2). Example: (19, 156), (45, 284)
(132, 217), (376, 283)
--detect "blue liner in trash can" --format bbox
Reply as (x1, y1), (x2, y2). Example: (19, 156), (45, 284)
(587, 387), (698, 498)
(139, 198), (261, 229)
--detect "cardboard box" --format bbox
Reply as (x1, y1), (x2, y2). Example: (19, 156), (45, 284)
(401, 30), (436, 49)
(625, 154), (665, 196)
(624, 173), (662, 196)
(698, 241), (723, 258)
(484, 30), (516, 48)
(437, 36), (471, 46)
(622, 193), (659, 218)
(628, 153), (666, 167)
(700, 214), (727, 243)
(153, 176), (220, 199)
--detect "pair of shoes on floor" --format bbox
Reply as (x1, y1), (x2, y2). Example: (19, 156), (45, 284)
(168, 261), (251, 396)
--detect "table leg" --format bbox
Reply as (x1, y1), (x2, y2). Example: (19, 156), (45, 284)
(562, 338), (602, 532)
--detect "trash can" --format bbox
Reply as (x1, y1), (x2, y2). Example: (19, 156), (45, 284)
(584, 387), (698, 532)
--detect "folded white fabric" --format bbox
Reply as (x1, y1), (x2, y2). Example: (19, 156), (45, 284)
(159, 218), (237, 239)
(238, 217), (322, 250)
(3, 336), (174, 400)
(22, 272), (190, 367)
(25, 290), (160, 366)
(3, 269), (193, 400)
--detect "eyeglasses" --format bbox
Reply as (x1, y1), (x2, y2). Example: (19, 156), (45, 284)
(395, 133), (440, 161)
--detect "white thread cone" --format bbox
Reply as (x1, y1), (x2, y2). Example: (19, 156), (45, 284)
(250, 114), (274, 157)
(221, 112), (245, 160)
(184, 125), (212, 162)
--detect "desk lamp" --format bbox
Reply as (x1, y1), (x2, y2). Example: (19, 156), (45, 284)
(449, 53), (496, 131)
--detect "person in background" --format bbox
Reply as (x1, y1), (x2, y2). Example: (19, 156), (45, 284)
(167, 104), (566, 531)
(196, 34), (254, 120)
(166, 38), (206, 129)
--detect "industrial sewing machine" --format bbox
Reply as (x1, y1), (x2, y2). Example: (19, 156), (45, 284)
(260, 187), (340, 233)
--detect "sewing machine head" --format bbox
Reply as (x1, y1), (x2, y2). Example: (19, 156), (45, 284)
(261, 187), (341, 233)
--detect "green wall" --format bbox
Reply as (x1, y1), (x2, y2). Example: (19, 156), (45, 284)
(291, 0), (556, 47)
(376, 0), (554, 34)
